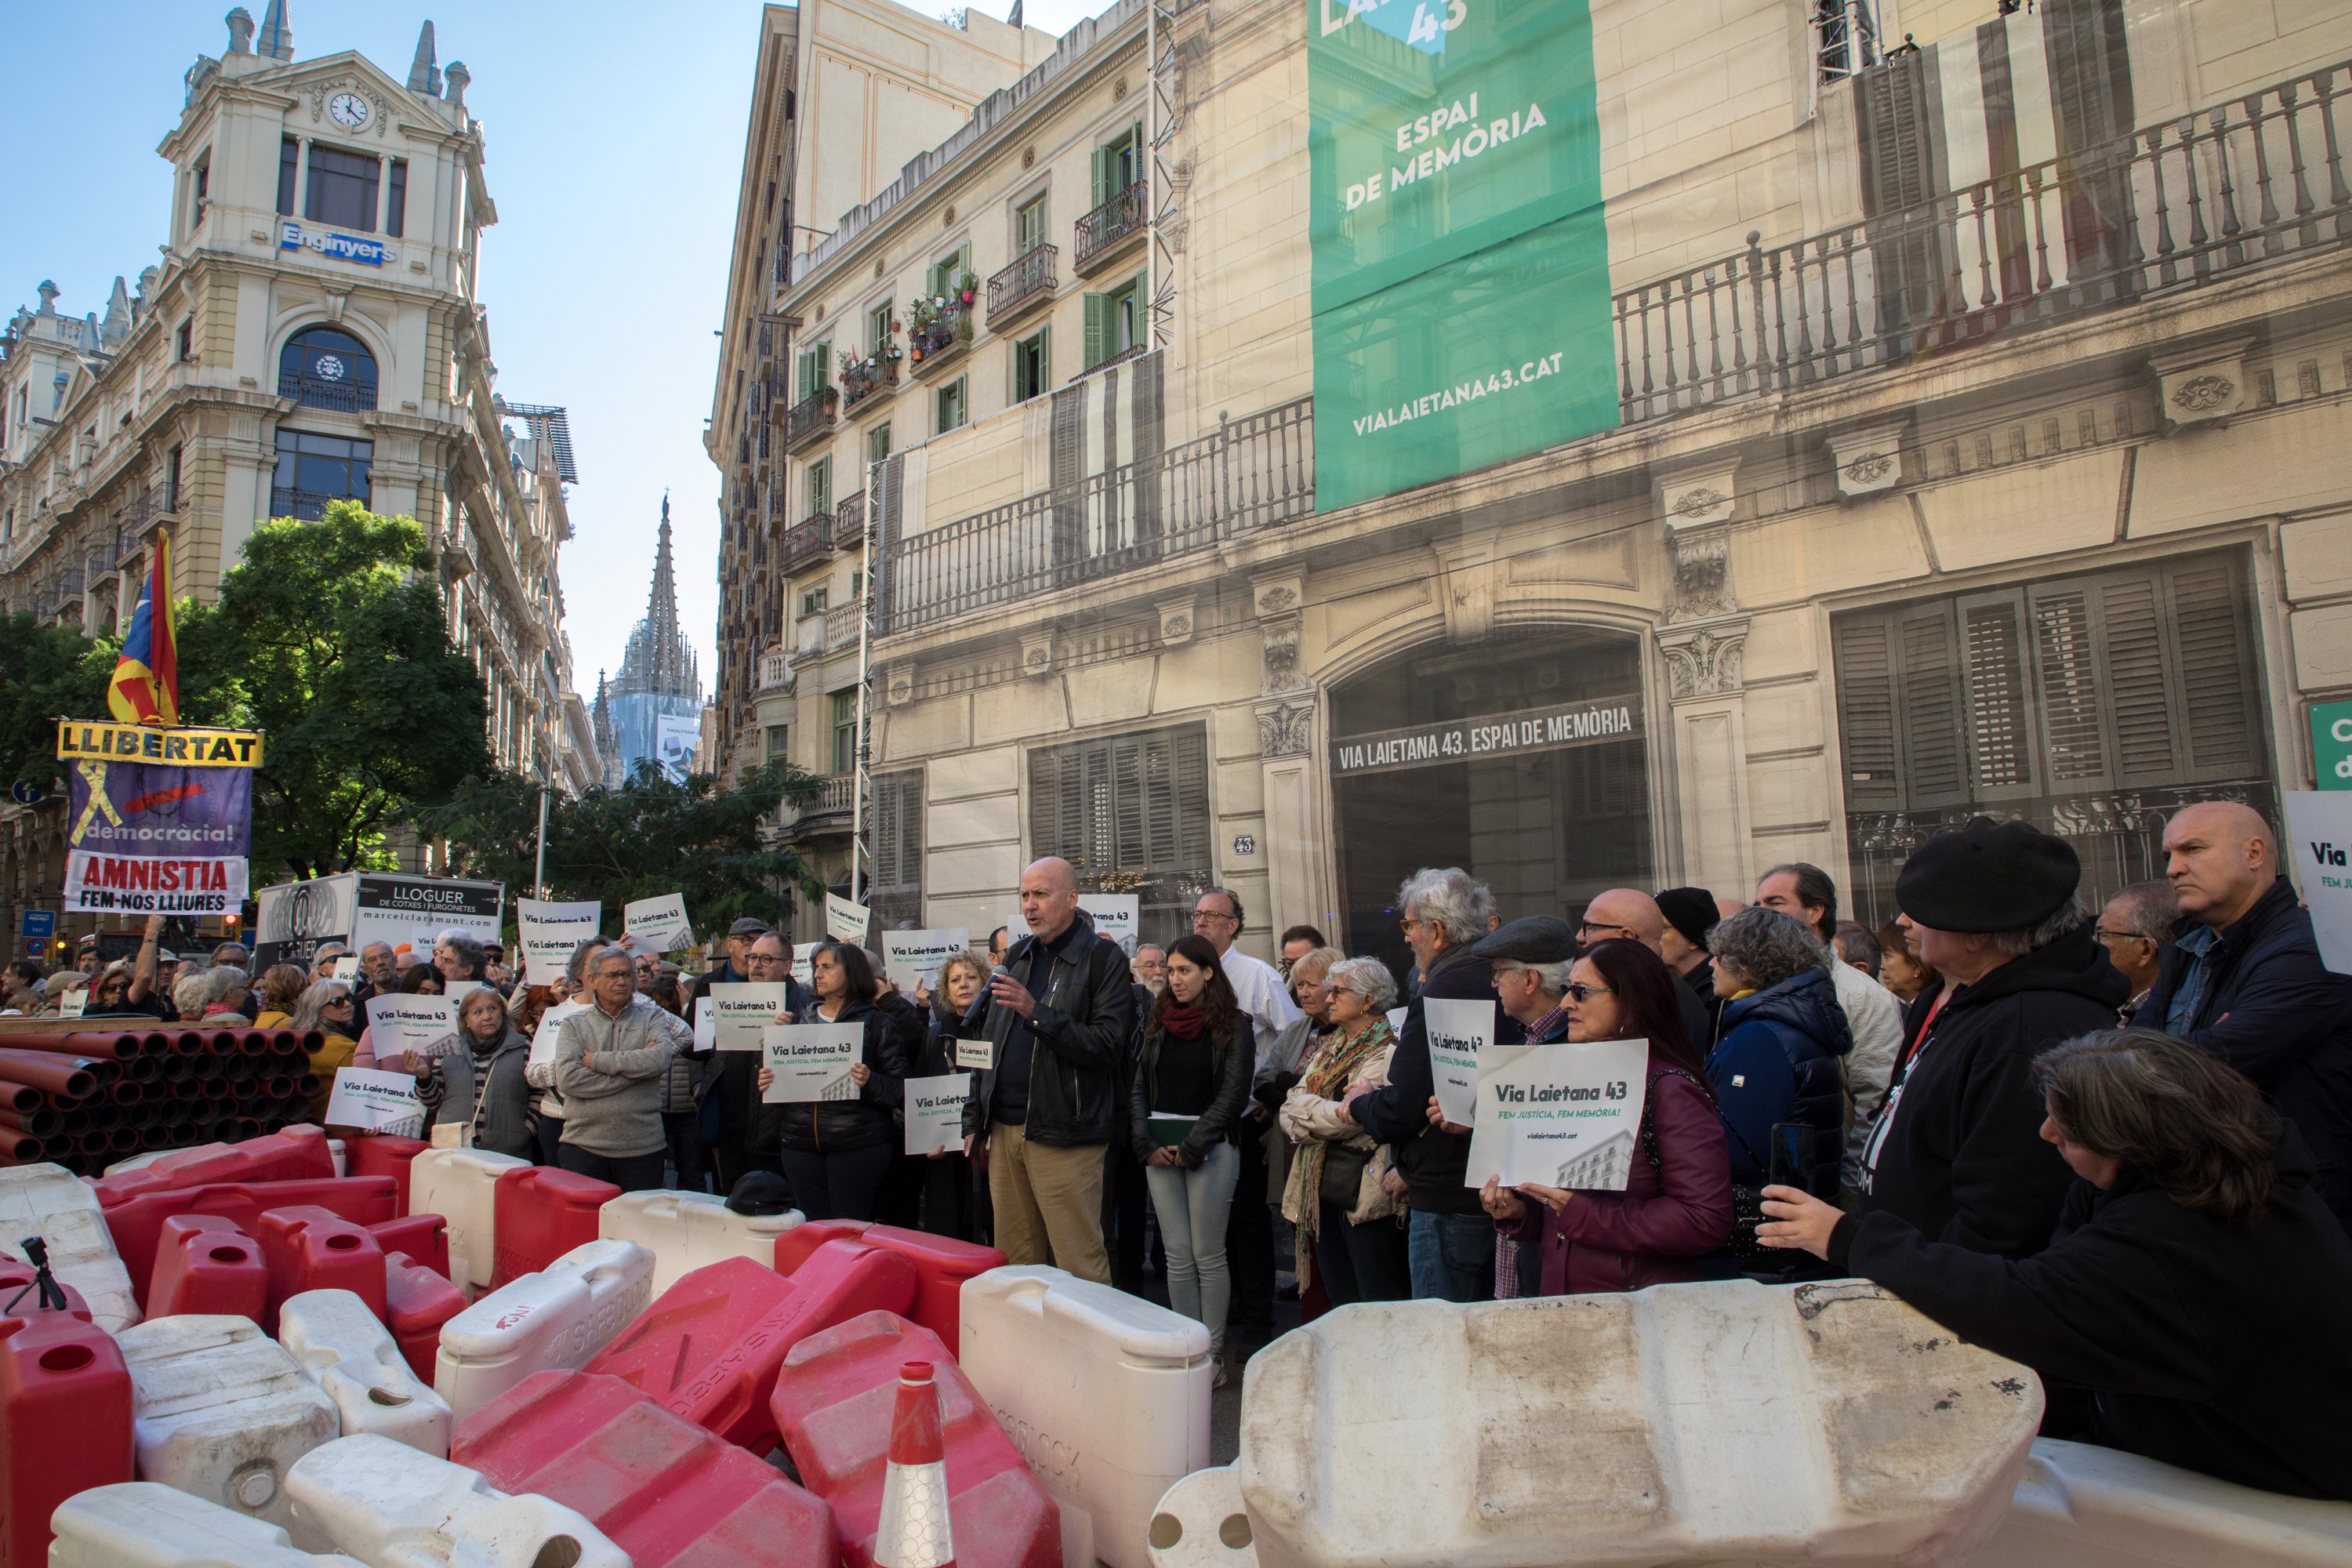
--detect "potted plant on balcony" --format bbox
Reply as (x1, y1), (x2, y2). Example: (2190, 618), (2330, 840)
(907, 297), (938, 361)
(958, 270), (979, 307)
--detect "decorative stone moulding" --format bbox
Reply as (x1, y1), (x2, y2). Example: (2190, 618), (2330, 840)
(1828, 423), (1909, 499)
(2151, 339), (2252, 428)
(1021, 629), (1055, 679)
(1255, 699), (1314, 759)
(1657, 463), (1738, 532)
(1157, 593), (1196, 648)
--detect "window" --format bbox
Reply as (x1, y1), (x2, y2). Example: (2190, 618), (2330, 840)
(1832, 550), (2274, 924)
(867, 301), (893, 354)
(1013, 328), (1051, 401)
(1028, 722), (1212, 948)
(278, 136), (299, 216)
(190, 153), (210, 232)
(278, 325), (378, 412)
(831, 689), (859, 775)
(870, 769), (925, 929)
(926, 245), (971, 302)
(304, 144), (380, 232)
(272, 430), (373, 519)
(174, 319), (193, 362)
(1083, 272), (1147, 369)
(797, 342), (832, 401)
(386, 159), (408, 238)
(808, 456), (833, 521)
(765, 724), (791, 760)
(1093, 123), (1144, 206)
(801, 586), (829, 616)
(936, 376), (968, 434)
(1015, 194), (1048, 254)
(866, 422), (893, 467)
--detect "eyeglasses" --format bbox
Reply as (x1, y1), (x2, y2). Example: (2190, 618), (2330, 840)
(1564, 982), (1615, 1002)
(1574, 920), (1634, 940)
(1191, 909), (1239, 926)
(325, 996), (354, 1007)
(2092, 927), (2152, 945)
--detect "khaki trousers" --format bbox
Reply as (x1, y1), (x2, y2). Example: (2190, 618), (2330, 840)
(986, 1120), (1110, 1283)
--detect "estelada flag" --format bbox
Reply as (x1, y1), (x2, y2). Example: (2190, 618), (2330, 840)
(107, 530), (179, 724)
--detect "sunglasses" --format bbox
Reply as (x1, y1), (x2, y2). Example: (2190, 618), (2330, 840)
(1564, 982), (1615, 1003)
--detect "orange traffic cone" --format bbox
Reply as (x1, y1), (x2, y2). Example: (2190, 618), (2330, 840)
(876, 1359), (956, 1568)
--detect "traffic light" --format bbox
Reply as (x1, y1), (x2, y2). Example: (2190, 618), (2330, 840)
(222, 913), (241, 935)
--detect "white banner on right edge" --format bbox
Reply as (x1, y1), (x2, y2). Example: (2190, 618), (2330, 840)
(2284, 790), (2352, 974)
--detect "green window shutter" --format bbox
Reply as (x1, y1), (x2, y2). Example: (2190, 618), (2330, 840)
(815, 342), (831, 383)
(796, 350), (815, 398)
(1039, 322), (1051, 387)
(1131, 121), (1145, 188)
(1083, 293), (1107, 370)
(1091, 144), (1109, 209)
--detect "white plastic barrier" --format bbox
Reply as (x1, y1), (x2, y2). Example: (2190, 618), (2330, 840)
(278, 1288), (454, 1457)
(408, 1148), (529, 1290)
(285, 1432), (628, 1567)
(117, 1314), (340, 1530)
(596, 1187), (803, 1295)
(1969, 1438), (2352, 1567)
(1236, 1279), (2041, 1568)
(962, 1264), (1211, 1568)
(49, 1482), (350, 1568)
(1148, 1465), (1260, 1568)
(0, 1160), (140, 1331)
(434, 1237), (654, 1421)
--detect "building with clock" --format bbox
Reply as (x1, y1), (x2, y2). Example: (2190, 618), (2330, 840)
(0, 4), (593, 940)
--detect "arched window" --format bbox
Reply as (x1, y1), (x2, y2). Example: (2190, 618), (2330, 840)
(277, 325), (378, 412)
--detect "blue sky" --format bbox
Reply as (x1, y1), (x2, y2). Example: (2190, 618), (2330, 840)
(1, 0), (1099, 701)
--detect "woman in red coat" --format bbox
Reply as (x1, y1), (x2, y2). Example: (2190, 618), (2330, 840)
(1479, 938), (1734, 1294)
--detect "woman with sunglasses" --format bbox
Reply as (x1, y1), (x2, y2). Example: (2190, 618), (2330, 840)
(290, 979), (361, 1123)
(1478, 938), (1734, 1295)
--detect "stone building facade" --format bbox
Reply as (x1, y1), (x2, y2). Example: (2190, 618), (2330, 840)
(717, 0), (2352, 971)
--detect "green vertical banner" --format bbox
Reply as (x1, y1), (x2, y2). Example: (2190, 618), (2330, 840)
(1308, 0), (1617, 513)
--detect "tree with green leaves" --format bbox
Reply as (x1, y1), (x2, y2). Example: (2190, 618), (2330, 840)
(420, 760), (827, 943)
(0, 612), (110, 793)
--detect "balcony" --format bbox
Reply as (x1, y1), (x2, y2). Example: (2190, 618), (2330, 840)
(783, 391), (839, 455)
(271, 486), (367, 521)
(841, 355), (901, 411)
(781, 514), (833, 571)
(824, 601), (863, 653)
(276, 366), (378, 413)
(781, 774), (857, 832)
(908, 304), (971, 379)
(758, 646), (795, 693)
(834, 491), (866, 553)
(1074, 182), (1147, 275)
(987, 245), (1058, 330)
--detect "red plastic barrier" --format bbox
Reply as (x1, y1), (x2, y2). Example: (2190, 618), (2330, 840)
(100, 1175), (397, 1298)
(368, 1213), (451, 1279)
(145, 1214), (267, 1321)
(584, 1243), (917, 1453)
(89, 1125), (336, 1207)
(344, 1133), (430, 1217)
(384, 1250), (466, 1384)
(251, 1205), (389, 1332)
(0, 1260), (133, 1568)
(775, 1221), (1007, 1352)
(454, 1371), (840, 1568)
(490, 1167), (619, 1288)
(771, 1311), (1059, 1568)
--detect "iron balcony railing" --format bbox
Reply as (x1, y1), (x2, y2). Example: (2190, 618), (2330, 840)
(781, 514), (832, 570)
(987, 245), (1058, 324)
(1075, 182), (1148, 270)
(834, 490), (866, 551)
(841, 358), (899, 409)
(271, 485), (366, 521)
(277, 366), (378, 413)
(784, 392), (839, 452)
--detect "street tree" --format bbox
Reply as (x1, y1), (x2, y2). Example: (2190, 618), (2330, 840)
(0, 612), (109, 793)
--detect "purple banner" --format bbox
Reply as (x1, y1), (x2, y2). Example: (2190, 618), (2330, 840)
(64, 760), (252, 915)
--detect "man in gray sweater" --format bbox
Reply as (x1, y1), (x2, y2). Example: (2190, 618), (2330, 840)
(554, 947), (692, 1190)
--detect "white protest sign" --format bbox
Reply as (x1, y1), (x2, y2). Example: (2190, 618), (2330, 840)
(1385, 1007), (1408, 1033)
(905, 1073), (971, 1155)
(332, 954), (361, 981)
(517, 899), (601, 985)
(954, 1034), (993, 1072)
(365, 994), (458, 1065)
(1464, 1037), (1650, 1192)
(528, 1000), (587, 1070)
(1424, 997), (1494, 1125)
(826, 894), (870, 944)
(325, 1066), (426, 1135)
(709, 982), (793, 1051)
(2285, 790), (2352, 973)
(445, 980), (484, 1008)
(58, 987), (88, 1019)
(691, 997), (717, 1054)
(623, 894), (696, 953)
(762, 1022), (862, 1102)
(881, 929), (970, 990)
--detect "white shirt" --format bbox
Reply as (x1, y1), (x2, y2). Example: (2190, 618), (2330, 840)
(1221, 949), (1302, 1069)
(1832, 960), (1904, 1188)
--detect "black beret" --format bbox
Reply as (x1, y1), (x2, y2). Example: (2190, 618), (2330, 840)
(1468, 915), (1577, 965)
(1896, 816), (2081, 933)
(1654, 887), (1719, 950)
(725, 1171), (796, 1216)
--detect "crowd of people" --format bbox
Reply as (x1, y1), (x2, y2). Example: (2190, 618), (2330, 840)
(8, 796), (2348, 1497)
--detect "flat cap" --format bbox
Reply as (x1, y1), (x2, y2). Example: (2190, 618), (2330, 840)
(725, 1170), (795, 1215)
(1896, 816), (2081, 933)
(727, 916), (771, 938)
(1468, 915), (1577, 965)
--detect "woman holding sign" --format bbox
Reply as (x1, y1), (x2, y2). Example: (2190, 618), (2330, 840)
(1279, 956), (1409, 1306)
(290, 979), (360, 1123)
(755, 942), (908, 1221)
(1129, 935), (1255, 1377)
(906, 952), (992, 1240)
(415, 987), (536, 1156)
(1478, 939), (1734, 1295)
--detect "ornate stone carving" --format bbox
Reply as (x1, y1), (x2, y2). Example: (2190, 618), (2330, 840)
(1157, 592), (1196, 648)
(2169, 374), (2235, 412)
(1261, 620), (1303, 693)
(2151, 339), (2251, 427)
(1257, 584), (1297, 615)
(884, 666), (914, 706)
(1671, 486), (1728, 518)
(1657, 463), (1738, 531)
(1658, 623), (1749, 699)
(1828, 423), (1909, 498)
(1256, 700), (1314, 758)
(1666, 531), (1735, 622)
(1021, 629), (1055, 679)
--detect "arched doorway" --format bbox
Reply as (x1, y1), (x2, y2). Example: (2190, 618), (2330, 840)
(1328, 627), (1653, 978)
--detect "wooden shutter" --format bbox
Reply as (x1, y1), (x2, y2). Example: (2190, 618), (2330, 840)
(1832, 615), (1901, 810)
(1026, 724), (1211, 879)
(1129, 122), (1145, 189)
(1083, 293), (1108, 370)
(1895, 604), (1969, 808)
(1091, 143), (1109, 208)
(1039, 323), (1051, 387)
(2098, 572), (2176, 782)
(871, 771), (922, 894)
(2029, 586), (2107, 785)
(2169, 557), (2263, 777)
(1959, 593), (2038, 796)
(795, 349), (815, 399)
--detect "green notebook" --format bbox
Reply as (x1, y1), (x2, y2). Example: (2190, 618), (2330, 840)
(1147, 1113), (1197, 1149)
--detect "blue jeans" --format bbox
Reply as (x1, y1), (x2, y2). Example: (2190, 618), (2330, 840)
(1145, 1140), (1241, 1355)
(1407, 1208), (1495, 1302)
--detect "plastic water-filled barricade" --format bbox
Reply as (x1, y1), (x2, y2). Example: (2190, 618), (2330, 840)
(771, 1309), (1061, 1568)
(278, 1288), (453, 1458)
(408, 1149), (530, 1290)
(343, 1134), (430, 1217)
(385, 1248), (467, 1385)
(960, 1265), (1210, 1568)
(0, 1257), (131, 1568)
(597, 1187), (804, 1296)
(253, 1205), (387, 1332)
(586, 1242), (917, 1453)
(1968, 1437), (2352, 1567)
(434, 1238), (654, 1423)
(100, 1175), (397, 1301)
(367, 1213), (450, 1279)
(146, 1214), (268, 1321)
(283, 1432), (628, 1566)
(47, 1482), (350, 1568)
(453, 1370), (842, 1568)
(488, 1166), (618, 1288)
(115, 1314), (339, 1530)
(776, 1218), (1007, 1351)
(1229, 1280), (2039, 1568)
(0, 1163), (140, 1332)
(92, 1127), (336, 1207)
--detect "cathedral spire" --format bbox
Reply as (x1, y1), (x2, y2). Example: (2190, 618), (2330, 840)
(609, 493), (701, 703)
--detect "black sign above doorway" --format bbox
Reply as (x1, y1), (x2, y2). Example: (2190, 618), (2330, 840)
(1330, 700), (1642, 778)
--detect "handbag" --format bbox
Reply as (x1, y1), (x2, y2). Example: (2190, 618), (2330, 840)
(1318, 1140), (1372, 1209)
(1639, 1069), (1770, 1258)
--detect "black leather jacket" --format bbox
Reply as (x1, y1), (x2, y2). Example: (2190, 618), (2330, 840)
(960, 909), (1136, 1146)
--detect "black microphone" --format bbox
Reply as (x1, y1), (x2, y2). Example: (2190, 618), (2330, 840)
(962, 965), (1010, 1030)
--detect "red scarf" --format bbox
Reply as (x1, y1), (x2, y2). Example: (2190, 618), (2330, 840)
(1159, 1000), (1208, 1041)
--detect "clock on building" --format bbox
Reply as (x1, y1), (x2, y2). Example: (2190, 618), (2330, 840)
(327, 92), (369, 129)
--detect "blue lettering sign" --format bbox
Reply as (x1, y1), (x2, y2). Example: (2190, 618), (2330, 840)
(279, 222), (394, 267)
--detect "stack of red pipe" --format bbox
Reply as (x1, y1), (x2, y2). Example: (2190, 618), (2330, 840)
(0, 1029), (322, 1175)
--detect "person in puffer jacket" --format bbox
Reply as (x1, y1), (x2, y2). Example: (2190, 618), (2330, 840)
(1704, 906), (1853, 1201)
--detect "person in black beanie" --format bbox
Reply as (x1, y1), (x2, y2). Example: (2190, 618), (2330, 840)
(1857, 817), (2125, 1263)
(1654, 887), (1724, 1044)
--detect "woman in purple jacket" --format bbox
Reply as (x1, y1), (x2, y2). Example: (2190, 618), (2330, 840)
(1479, 938), (1735, 1294)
